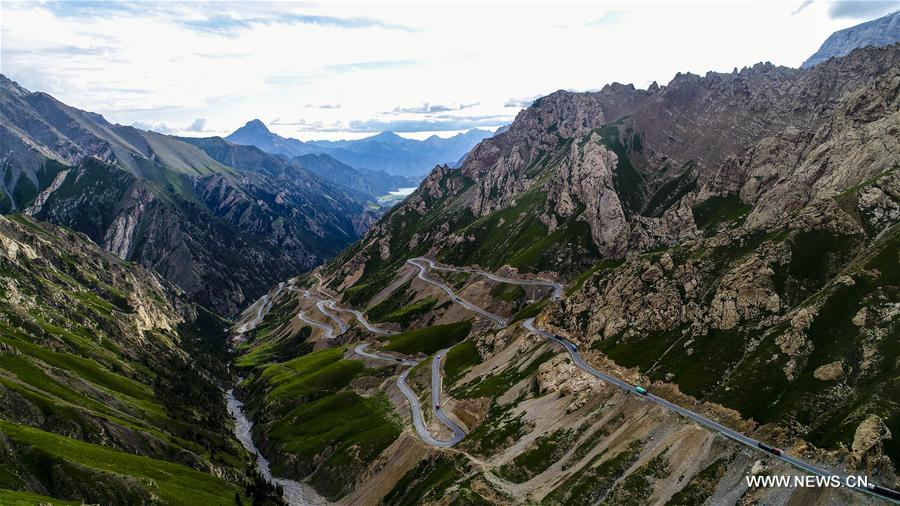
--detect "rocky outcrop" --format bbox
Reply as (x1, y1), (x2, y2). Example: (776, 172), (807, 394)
(536, 354), (610, 412)
(848, 415), (895, 478)
(543, 134), (628, 257)
(813, 361), (844, 381)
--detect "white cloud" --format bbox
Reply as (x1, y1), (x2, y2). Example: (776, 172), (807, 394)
(0, 1), (871, 140)
(187, 118), (206, 132)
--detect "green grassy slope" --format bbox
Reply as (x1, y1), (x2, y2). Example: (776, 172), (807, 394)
(0, 215), (267, 504)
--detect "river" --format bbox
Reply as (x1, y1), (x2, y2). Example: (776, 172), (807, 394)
(225, 389), (328, 506)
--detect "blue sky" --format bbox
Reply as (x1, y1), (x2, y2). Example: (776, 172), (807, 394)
(1, 1), (896, 140)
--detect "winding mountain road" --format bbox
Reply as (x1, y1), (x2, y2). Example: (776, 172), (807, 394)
(407, 258), (508, 327)
(353, 343), (464, 447)
(521, 318), (898, 503)
(412, 256), (564, 300)
(405, 259), (898, 503)
(430, 348), (467, 444)
(329, 302), (395, 335)
(296, 285), (464, 447)
(316, 300), (349, 334)
(235, 282), (285, 333)
(297, 310), (336, 339)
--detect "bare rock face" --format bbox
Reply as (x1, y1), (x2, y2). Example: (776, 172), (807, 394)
(813, 361), (844, 381)
(739, 65), (900, 230)
(536, 355), (609, 412)
(543, 134), (629, 257)
(848, 415), (894, 475)
(708, 255), (781, 330)
(463, 91), (612, 217)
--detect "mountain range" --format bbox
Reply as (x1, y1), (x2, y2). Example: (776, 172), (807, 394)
(1, 13), (899, 506)
(225, 119), (493, 177)
(234, 43), (900, 504)
(0, 75), (379, 315)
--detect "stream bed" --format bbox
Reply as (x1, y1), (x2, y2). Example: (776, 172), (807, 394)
(226, 389), (328, 506)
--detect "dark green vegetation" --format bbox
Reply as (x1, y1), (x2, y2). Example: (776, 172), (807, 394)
(490, 282), (526, 303)
(563, 413), (625, 470)
(381, 455), (477, 506)
(594, 125), (646, 215)
(237, 337), (402, 501)
(234, 295), (311, 368)
(543, 439), (643, 505)
(497, 429), (575, 483)
(375, 297), (439, 326)
(582, 217), (899, 467)
(567, 259), (624, 296)
(365, 280), (415, 321)
(665, 458), (726, 506)
(381, 321), (472, 355)
(511, 299), (549, 322)
(443, 340), (482, 384)
(462, 404), (530, 457)
(328, 168), (477, 307)
(327, 138), (604, 310)
(691, 194), (752, 234)
(773, 229), (861, 306)
(458, 349), (554, 399)
(439, 189), (600, 275)
(0, 215), (271, 505)
(0, 420), (241, 505)
(643, 162), (697, 218)
(600, 449), (669, 506)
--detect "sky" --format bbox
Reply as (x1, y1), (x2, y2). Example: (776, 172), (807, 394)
(1, 0), (897, 140)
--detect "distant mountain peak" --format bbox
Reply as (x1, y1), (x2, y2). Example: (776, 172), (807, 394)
(371, 131), (403, 140)
(239, 118), (271, 134)
(802, 10), (899, 69)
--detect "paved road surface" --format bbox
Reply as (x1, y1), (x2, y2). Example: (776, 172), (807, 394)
(297, 311), (336, 339)
(431, 349), (467, 444)
(414, 257), (564, 299)
(316, 300), (349, 334)
(354, 343), (462, 447)
(353, 343), (416, 366)
(522, 318), (898, 503)
(330, 302), (395, 335)
(235, 282), (285, 333)
(403, 258), (898, 502)
(407, 258), (508, 327)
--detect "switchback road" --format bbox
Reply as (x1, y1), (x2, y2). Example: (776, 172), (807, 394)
(407, 258), (508, 327)
(353, 343), (463, 446)
(413, 257), (564, 300)
(408, 259), (897, 503)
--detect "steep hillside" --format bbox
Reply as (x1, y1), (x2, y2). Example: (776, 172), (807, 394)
(0, 214), (283, 505)
(230, 44), (900, 503)
(0, 75), (377, 314)
(323, 44), (898, 289)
